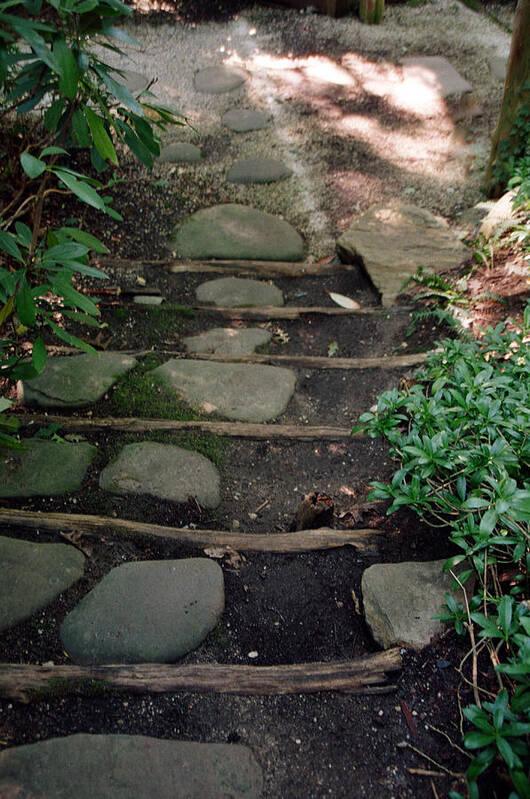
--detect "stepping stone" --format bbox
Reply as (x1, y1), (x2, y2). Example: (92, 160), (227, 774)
(133, 295), (164, 305)
(99, 442), (220, 508)
(60, 558), (224, 664)
(337, 203), (469, 306)
(488, 53), (508, 81)
(227, 158), (292, 185)
(158, 142), (202, 163)
(222, 108), (270, 132)
(196, 277), (284, 307)
(111, 69), (150, 97)
(362, 559), (466, 650)
(0, 735), (263, 798)
(19, 352), (137, 408)
(0, 536), (85, 633)
(194, 65), (247, 94)
(151, 360), (296, 423)
(479, 191), (517, 239)
(0, 440), (96, 498)
(398, 56), (472, 117)
(183, 326), (272, 355)
(170, 204), (304, 262)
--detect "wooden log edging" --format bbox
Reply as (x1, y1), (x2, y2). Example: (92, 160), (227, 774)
(0, 509), (381, 554)
(0, 649), (402, 703)
(183, 352), (427, 370)
(18, 415), (358, 440)
(97, 256), (347, 278)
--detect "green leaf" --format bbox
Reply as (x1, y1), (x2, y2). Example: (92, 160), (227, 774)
(47, 319), (96, 353)
(0, 398), (13, 413)
(84, 107), (118, 165)
(16, 280), (36, 326)
(464, 731), (495, 748)
(40, 146), (68, 157)
(57, 227), (109, 255)
(12, 24), (58, 71)
(14, 222), (32, 247)
(31, 336), (46, 372)
(0, 231), (24, 262)
(53, 38), (79, 99)
(20, 151), (46, 178)
(54, 169), (106, 210)
(44, 97), (65, 131)
(71, 109), (92, 148)
(94, 65), (143, 114)
(479, 508), (498, 535)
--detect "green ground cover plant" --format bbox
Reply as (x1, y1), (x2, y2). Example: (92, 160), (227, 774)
(354, 305), (530, 799)
(0, 0), (182, 445)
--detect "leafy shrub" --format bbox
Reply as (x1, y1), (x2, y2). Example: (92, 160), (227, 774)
(0, 0), (182, 441)
(355, 306), (530, 799)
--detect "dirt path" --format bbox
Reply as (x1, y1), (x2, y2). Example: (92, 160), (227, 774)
(0, 4), (514, 797)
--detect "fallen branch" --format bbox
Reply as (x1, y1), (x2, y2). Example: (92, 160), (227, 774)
(96, 256), (347, 278)
(18, 415), (358, 440)
(184, 351), (427, 370)
(194, 304), (412, 319)
(0, 649), (402, 703)
(0, 509), (382, 553)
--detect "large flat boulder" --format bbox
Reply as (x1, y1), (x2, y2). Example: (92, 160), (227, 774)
(170, 204), (304, 262)
(0, 439), (96, 497)
(0, 735), (263, 798)
(194, 65), (247, 94)
(183, 327), (271, 355)
(362, 559), (465, 650)
(19, 352), (137, 408)
(158, 142), (202, 163)
(60, 559), (224, 664)
(0, 536), (85, 632)
(222, 108), (270, 132)
(99, 442), (220, 509)
(227, 158), (292, 185)
(196, 277), (284, 307)
(150, 360), (296, 423)
(337, 204), (469, 306)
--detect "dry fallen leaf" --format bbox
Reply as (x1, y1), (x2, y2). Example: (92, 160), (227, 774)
(328, 291), (361, 310)
(203, 546), (246, 571)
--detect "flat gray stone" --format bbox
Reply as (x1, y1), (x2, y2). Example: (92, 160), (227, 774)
(61, 558), (224, 664)
(489, 53), (508, 81)
(0, 536), (85, 633)
(158, 142), (202, 163)
(19, 352), (137, 408)
(0, 735), (263, 798)
(337, 203), (469, 306)
(151, 360), (296, 422)
(0, 440), (96, 497)
(222, 108), (270, 132)
(194, 65), (247, 94)
(133, 295), (164, 305)
(196, 277), (284, 307)
(362, 559), (466, 650)
(99, 442), (220, 509)
(111, 69), (150, 97)
(183, 327), (272, 355)
(227, 158), (292, 185)
(170, 204), (304, 262)
(400, 56), (471, 97)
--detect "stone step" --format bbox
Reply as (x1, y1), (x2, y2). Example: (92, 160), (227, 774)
(226, 157), (292, 185)
(195, 277), (284, 307)
(60, 558), (224, 665)
(0, 440), (96, 498)
(170, 204), (305, 262)
(0, 734), (262, 798)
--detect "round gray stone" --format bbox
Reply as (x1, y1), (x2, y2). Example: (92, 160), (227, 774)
(99, 442), (220, 508)
(170, 204), (304, 262)
(227, 158), (292, 185)
(194, 65), (247, 94)
(0, 536), (85, 633)
(158, 142), (202, 163)
(19, 352), (137, 408)
(133, 295), (164, 305)
(0, 735), (263, 799)
(0, 439), (97, 498)
(196, 277), (284, 307)
(150, 360), (296, 423)
(362, 559), (468, 650)
(183, 327), (272, 355)
(111, 69), (150, 96)
(60, 558), (224, 664)
(222, 108), (270, 132)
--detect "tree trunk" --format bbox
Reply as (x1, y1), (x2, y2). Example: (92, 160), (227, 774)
(359, 0), (384, 24)
(484, 0), (530, 197)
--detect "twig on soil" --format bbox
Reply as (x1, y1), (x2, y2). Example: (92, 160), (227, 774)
(406, 768), (445, 778)
(402, 742), (464, 779)
(425, 722), (470, 758)
(431, 778), (440, 798)
(451, 570), (481, 708)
